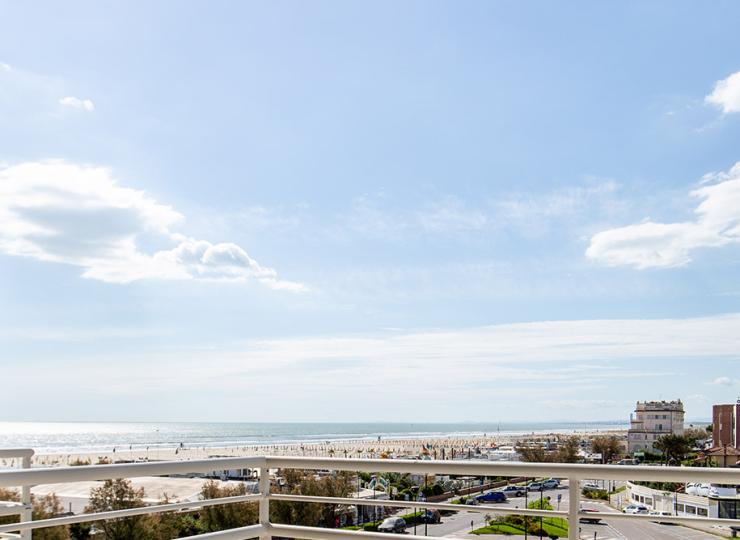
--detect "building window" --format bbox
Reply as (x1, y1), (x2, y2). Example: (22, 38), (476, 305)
(675, 503), (684, 513)
(719, 500), (738, 520)
(686, 506), (696, 515)
(697, 508), (708, 517)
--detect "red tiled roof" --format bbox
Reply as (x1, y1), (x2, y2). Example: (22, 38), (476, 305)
(707, 446), (740, 456)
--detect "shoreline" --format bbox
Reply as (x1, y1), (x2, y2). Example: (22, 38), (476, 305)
(10, 429), (628, 468)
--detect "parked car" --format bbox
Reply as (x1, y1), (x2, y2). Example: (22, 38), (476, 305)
(623, 504), (649, 515)
(378, 517), (406, 533)
(649, 511), (674, 525)
(542, 479), (560, 489)
(420, 510), (441, 524)
(582, 482), (601, 492)
(526, 482), (544, 491)
(695, 483), (711, 497)
(579, 508), (601, 524)
(476, 491), (507, 503)
(500, 485), (526, 497)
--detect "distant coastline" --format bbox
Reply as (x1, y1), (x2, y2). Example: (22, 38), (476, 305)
(0, 420), (630, 456)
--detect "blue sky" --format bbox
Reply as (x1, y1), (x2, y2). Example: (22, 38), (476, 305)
(1, 1), (739, 423)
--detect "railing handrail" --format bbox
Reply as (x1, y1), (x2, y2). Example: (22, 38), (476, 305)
(3, 454), (738, 487)
(263, 455), (740, 483)
(0, 449), (34, 460)
(0, 455), (265, 487)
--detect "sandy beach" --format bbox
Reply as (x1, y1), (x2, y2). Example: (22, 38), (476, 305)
(6, 430), (626, 468)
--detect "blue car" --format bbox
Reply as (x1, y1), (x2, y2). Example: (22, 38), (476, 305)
(475, 491), (507, 503)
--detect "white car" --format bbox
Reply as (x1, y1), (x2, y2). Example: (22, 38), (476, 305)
(623, 504), (649, 514)
(649, 510), (673, 524)
(582, 482), (601, 491)
(697, 484), (711, 496)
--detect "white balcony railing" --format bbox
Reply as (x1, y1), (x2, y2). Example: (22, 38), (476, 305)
(1, 453), (739, 540)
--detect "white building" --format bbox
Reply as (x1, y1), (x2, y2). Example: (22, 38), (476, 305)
(626, 481), (739, 521)
(627, 399), (684, 454)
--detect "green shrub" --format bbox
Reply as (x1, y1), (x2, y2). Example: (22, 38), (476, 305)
(582, 488), (609, 500)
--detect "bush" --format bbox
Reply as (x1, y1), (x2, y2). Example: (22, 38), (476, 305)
(502, 514), (525, 527)
(582, 488), (608, 500)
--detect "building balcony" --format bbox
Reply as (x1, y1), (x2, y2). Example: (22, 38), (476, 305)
(1, 451), (739, 540)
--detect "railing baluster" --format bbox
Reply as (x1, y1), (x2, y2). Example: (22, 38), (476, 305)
(259, 466), (270, 540)
(568, 476), (579, 540)
(17, 452), (33, 540)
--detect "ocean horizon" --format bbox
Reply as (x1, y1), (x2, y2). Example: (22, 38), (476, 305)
(0, 420), (634, 455)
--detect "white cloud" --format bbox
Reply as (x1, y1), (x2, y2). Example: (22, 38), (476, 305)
(5, 313), (738, 421)
(705, 71), (740, 114)
(586, 162), (740, 268)
(59, 96), (95, 112)
(0, 62), (11, 72)
(415, 197), (488, 233)
(711, 376), (733, 386)
(496, 180), (619, 221)
(230, 313), (740, 370)
(344, 180), (619, 241)
(0, 160), (305, 290)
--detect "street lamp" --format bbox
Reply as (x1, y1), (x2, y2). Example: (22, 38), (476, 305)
(524, 478), (528, 540)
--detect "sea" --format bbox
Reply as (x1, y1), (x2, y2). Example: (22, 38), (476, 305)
(0, 421), (628, 455)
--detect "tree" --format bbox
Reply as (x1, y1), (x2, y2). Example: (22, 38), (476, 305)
(683, 427), (708, 445)
(69, 522), (92, 540)
(32, 493), (69, 540)
(86, 479), (151, 540)
(553, 437), (580, 463)
(383, 472), (413, 492)
(270, 469), (353, 527)
(152, 494), (200, 539)
(516, 437), (581, 463)
(653, 435), (692, 465)
(515, 444), (550, 462)
(0, 488), (68, 540)
(0, 488), (19, 528)
(198, 480), (258, 533)
(592, 435), (622, 463)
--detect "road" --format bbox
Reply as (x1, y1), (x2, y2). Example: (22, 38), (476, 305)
(576, 500), (723, 540)
(397, 482), (723, 540)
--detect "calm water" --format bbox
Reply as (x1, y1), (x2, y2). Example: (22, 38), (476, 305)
(0, 421), (627, 454)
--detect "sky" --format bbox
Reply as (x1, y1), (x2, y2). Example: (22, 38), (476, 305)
(1, 1), (739, 423)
